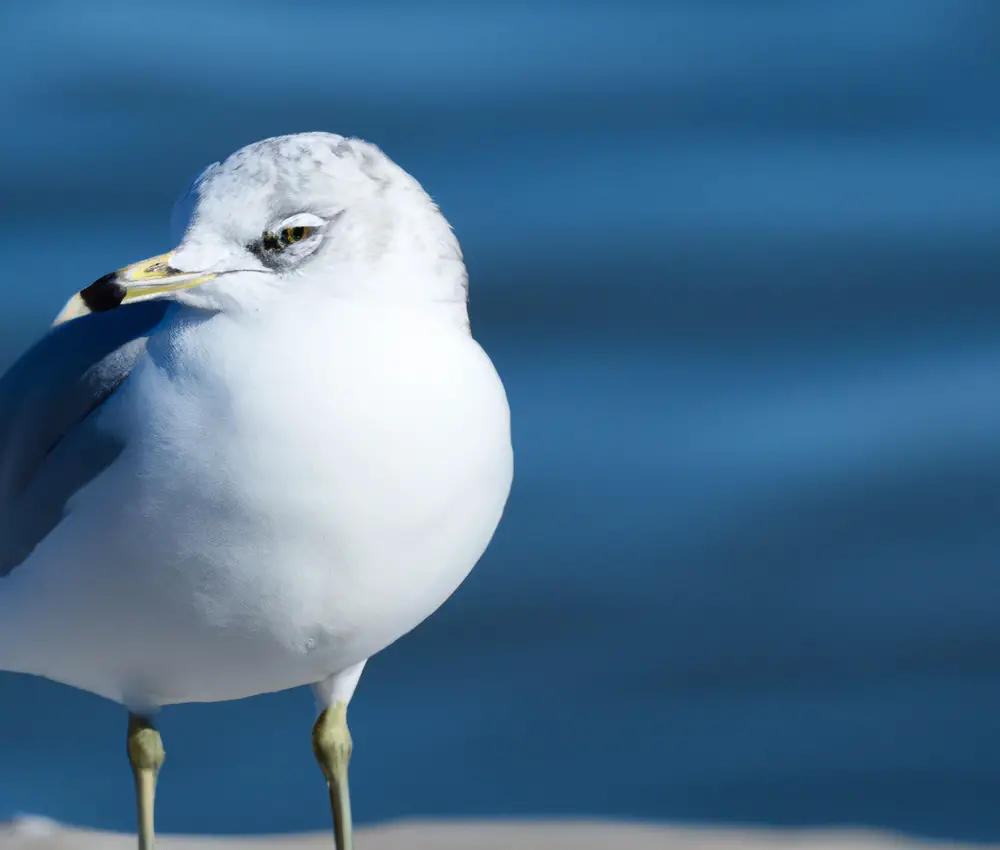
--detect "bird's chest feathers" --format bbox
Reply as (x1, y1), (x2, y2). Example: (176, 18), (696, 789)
(124, 306), (485, 545)
(139, 319), (345, 492)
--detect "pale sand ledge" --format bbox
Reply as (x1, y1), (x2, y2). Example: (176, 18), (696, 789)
(0, 820), (992, 850)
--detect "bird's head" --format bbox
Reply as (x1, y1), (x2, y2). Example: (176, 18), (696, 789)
(55, 133), (468, 324)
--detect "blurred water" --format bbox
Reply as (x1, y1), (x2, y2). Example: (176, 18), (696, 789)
(1, 0), (1000, 843)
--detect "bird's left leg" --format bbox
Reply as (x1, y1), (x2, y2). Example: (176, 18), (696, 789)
(312, 660), (366, 850)
(126, 712), (165, 850)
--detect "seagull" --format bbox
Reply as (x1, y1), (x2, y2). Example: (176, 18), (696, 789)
(0, 133), (513, 850)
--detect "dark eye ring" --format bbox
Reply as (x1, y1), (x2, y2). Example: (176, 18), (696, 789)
(260, 225), (315, 253)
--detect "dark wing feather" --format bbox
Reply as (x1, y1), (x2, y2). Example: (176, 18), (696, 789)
(0, 300), (172, 575)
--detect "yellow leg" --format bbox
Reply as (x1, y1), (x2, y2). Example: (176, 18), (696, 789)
(312, 702), (353, 850)
(126, 713), (165, 850)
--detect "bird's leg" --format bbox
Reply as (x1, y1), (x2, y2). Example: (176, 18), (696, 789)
(312, 661), (366, 850)
(126, 713), (165, 850)
(312, 701), (353, 850)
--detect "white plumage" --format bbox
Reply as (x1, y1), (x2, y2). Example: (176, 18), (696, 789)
(0, 132), (512, 849)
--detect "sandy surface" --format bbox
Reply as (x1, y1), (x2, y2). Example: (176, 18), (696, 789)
(0, 819), (990, 850)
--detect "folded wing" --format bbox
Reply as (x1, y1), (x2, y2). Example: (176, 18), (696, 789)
(0, 300), (172, 575)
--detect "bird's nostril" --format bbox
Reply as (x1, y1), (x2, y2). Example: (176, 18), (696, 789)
(80, 272), (128, 312)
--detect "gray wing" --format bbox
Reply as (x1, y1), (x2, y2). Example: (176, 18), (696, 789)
(0, 300), (172, 576)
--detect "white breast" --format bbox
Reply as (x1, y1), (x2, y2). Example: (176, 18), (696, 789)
(5, 297), (512, 707)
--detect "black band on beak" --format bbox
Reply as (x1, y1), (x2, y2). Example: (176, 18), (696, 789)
(80, 272), (128, 313)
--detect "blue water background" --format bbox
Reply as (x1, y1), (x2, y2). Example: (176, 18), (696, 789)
(1, 0), (1000, 842)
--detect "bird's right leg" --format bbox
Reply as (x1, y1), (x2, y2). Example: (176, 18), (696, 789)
(126, 713), (165, 850)
(312, 661), (366, 850)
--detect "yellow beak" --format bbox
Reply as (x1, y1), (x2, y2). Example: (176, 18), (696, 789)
(53, 252), (218, 327)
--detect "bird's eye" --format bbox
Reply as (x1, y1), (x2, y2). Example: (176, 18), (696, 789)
(282, 225), (312, 245)
(260, 225), (315, 253)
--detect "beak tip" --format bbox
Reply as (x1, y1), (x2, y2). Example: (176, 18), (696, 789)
(52, 293), (91, 327)
(80, 272), (128, 313)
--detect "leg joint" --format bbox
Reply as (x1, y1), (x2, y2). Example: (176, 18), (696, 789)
(312, 702), (352, 782)
(127, 714), (165, 772)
